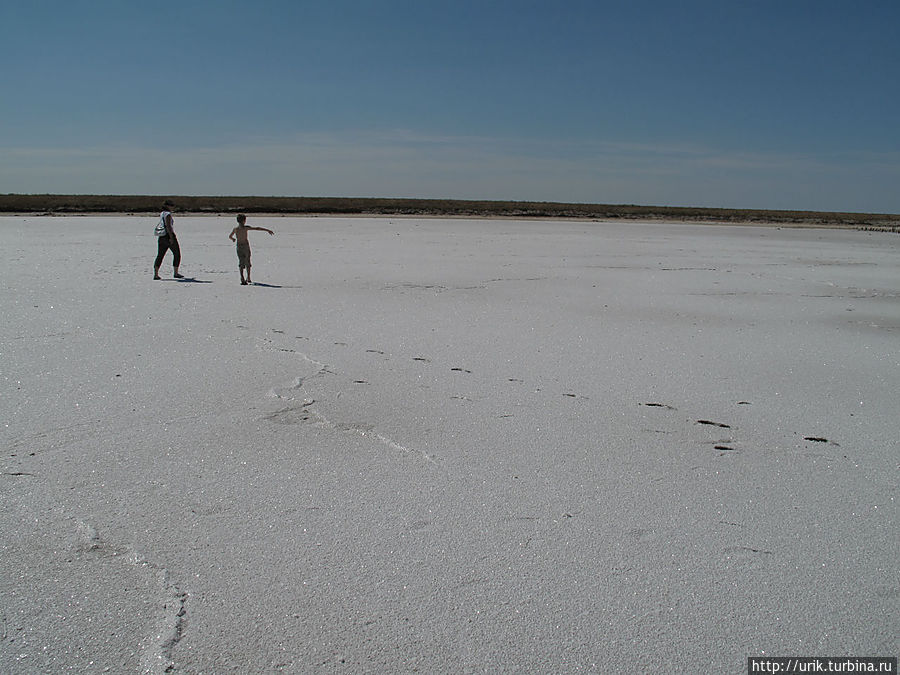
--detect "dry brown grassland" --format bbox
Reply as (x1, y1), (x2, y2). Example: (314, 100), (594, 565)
(2, 194), (898, 231)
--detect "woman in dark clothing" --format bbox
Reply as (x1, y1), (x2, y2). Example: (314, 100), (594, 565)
(153, 201), (184, 279)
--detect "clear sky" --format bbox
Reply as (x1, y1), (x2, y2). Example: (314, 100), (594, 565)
(2, 0), (899, 212)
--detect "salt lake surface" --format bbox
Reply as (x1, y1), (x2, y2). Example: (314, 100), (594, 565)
(1, 216), (897, 673)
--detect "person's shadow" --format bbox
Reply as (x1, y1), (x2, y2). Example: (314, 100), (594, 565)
(250, 282), (282, 288)
(174, 277), (212, 284)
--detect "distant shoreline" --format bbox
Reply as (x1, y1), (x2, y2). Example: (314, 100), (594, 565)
(2, 194), (898, 230)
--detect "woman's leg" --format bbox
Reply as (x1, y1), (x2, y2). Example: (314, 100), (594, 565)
(170, 236), (181, 268)
(170, 236), (183, 277)
(153, 236), (168, 277)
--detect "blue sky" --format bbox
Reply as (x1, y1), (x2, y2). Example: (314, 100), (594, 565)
(2, 0), (899, 212)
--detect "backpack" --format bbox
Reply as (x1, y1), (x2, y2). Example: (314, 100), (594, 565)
(154, 212), (170, 236)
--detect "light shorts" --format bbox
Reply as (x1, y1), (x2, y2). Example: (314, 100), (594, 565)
(236, 242), (251, 269)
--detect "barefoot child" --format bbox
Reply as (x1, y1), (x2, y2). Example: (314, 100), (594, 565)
(228, 214), (274, 285)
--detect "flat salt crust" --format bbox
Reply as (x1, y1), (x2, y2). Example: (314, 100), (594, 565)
(1, 216), (897, 673)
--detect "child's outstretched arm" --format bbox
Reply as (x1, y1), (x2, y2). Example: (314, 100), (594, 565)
(251, 226), (275, 235)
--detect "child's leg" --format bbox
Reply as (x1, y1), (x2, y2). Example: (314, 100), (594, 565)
(237, 244), (250, 284)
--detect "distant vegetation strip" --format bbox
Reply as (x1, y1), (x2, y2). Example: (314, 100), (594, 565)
(2, 194), (898, 229)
